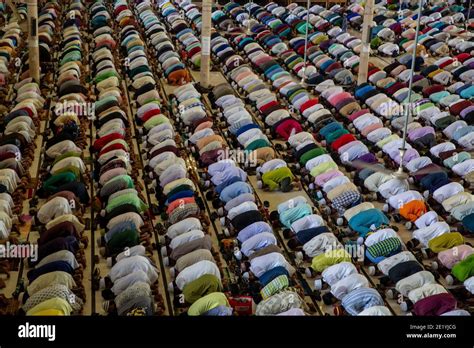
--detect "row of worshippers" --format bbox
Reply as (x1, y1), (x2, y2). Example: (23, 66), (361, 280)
(21, 0), (88, 316)
(89, 0), (163, 316)
(131, 2), (231, 316)
(0, 0), (37, 305)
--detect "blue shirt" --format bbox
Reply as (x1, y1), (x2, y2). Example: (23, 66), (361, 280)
(203, 305), (233, 316)
(216, 176), (244, 195)
(27, 260), (75, 283)
(319, 121), (343, 139)
(229, 118), (253, 135)
(241, 232), (277, 257)
(341, 287), (384, 315)
(165, 190), (195, 205)
(296, 226), (330, 245)
(219, 181), (253, 203)
(258, 266), (289, 287)
(235, 123), (260, 138)
(348, 209), (389, 238)
(211, 166), (247, 187)
(280, 203), (313, 229)
(105, 221), (137, 243)
(237, 221), (273, 244)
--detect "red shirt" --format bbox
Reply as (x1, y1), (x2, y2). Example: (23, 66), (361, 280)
(259, 100), (279, 114)
(99, 142), (127, 157)
(93, 132), (124, 152)
(0, 152), (16, 161)
(294, 62), (306, 74)
(299, 98), (320, 114)
(326, 61), (342, 74)
(413, 293), (456, 316)
(367, 68), (380, 77)
(18, 106), (35, 117)
(275, 118), (302, 141)
(422, 84), (444, 97)
(331, 133), (357, 151)
(166, 197), (196, 215)
(438, 59), (454, 69)
(348, 108), (370, 122)
(256, 30), (272, 40)
(450, 100), (472, 116)
(279, 49), (294, 57)
(421, 27), (432, 34)
(296, 43), (312, 56)
(141, 108), (161, 122)
(455, 53), (471, 63)
(187, 46), (201, 59)
(228, 296), (253, 316)
(114, 4), (128, 17)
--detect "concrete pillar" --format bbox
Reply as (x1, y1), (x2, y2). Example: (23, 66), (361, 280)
(199, 0), (212, 89)
(27, 0), (40, 83)
(357, 0), (374, 85)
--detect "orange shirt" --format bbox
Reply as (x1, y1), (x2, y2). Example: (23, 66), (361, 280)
(168, 69), (190, 85)
(399, 200), (427, 222)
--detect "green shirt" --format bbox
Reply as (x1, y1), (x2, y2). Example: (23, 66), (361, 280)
(101, 175), (135, 198)
(435, 115), (456, 129)
(311, 249), (351, 272)
(245, 138), (270, 152)
(326, 129), (350, 144)
(43, 172), (77, 192)
(452, 254), (474, 282)
(260, 275), (289, 300)
(366, 237), (401, 259)
(95, 70), (120, 84)
(376, 134), (399, 148)
(443, 152), (471, 168)
(27, 297), (73, 316)
(310, 161), (338, 178)
(107, 229), (140, 255)
(187, 292), (229, 316)
(428, 232), (463, 254)
(129, 65), (150, 79)
(52, 165), (81, 179)
(106, 193), (148, 213)
(262, 167), (294, 191)
(299, 147), (327, 166)
(414, 102), (434, 114)
(95, 95), (119, 111)
(182, 274), (222, 304)
(144, 114), (170, 131)
(60, 51), (82, 66)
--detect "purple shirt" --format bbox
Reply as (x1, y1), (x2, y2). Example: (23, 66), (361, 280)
(356, 152), (378, 164)
(394, 148), (420, 166)
(461, 105), (474, 119)
(408, 126), (435, 141)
